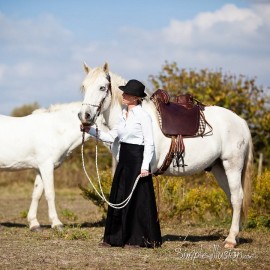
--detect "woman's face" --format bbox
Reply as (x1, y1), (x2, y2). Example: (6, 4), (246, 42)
(122, 93), (139, 105)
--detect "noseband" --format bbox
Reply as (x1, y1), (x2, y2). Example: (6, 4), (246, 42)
(81, 74), (112, 123)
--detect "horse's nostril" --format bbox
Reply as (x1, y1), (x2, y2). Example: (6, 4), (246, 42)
(85, 113), (91, 119)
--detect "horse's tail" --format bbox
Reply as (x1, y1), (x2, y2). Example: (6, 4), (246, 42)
(241, 135), (253, 220)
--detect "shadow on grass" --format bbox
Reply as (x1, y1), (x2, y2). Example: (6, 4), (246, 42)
(80, 218), (106, 228)
(0, 221), (253, 245)
(0, 222), (28, 228)
(0, 222), (52, 229)
(162, 234), (253, 245)
(0, 218), (106, 230)
(45, 218), (107, 229)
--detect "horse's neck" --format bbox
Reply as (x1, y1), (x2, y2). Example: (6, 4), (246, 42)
(53, 108), (87, 152)
(141, 100), (162, 133)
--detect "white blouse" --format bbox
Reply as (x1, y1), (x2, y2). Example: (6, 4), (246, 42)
(88, 105), (154, 170)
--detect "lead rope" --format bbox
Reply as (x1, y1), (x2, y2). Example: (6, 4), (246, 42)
(81, 130), (141, 209)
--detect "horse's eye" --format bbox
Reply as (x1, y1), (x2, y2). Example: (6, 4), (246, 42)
(100, 86), (106, 91)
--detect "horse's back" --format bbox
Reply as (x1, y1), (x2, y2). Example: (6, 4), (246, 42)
(203, 106), (251, 160)
(0, 114), (51, 139)
(204, 106), (251, 138)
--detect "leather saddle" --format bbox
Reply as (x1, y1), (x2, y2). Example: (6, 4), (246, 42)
(150, 89), (211, 175)
(150, 89), (202, 137)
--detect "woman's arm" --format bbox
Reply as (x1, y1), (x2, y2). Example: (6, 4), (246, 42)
(81, 124), (118, 144)
(140, 113), (154, 174)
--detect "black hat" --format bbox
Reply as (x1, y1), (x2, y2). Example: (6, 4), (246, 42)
(119, 79), (147, 97)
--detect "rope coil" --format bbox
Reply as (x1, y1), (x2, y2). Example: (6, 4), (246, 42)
(81, 131), (141, 209)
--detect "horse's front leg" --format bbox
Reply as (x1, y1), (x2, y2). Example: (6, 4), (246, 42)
(27, 173), (44, 231)
(39, 163), (63, 230)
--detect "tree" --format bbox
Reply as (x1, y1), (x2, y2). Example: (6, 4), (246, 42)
(11, 102), (40, 117)
(149, 61), (270, 166)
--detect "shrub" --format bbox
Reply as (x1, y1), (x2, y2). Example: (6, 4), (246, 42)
(79, 169), (113, 216)
(80, 168), (270, 229)
(61, 209), (78, 222)
(252, 171), (270, 214)
(246, 170), (270, 229)
(154, 174), (230, 223)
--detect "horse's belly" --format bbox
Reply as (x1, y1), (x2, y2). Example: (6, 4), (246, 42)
(154, 136), (221, 176)
(0, 150), (37, 170)
(0, 157), (37, 171)
(0, 163), (35, 171)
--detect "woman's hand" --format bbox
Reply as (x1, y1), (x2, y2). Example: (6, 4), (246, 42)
(140, 169), (149, 177)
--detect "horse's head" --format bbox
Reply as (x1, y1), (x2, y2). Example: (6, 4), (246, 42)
(78, 62), (112, 126)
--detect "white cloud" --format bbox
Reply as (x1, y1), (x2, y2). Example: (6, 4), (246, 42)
(108, 3), (270, 88)
(252, 2), (270, 26)
(195, 4), (262, 31)
(0, 3), (270, 115)
(161, 4), (264, 49)
(0, 12), (82, 114)
(0, 12), (72, 54)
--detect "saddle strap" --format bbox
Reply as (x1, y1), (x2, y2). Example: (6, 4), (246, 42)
(154, 135), (185, 175)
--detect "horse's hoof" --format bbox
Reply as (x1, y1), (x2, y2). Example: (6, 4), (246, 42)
(224, 241), (236, 249)
(30, 226), (42, 232)
(53, 224), (64, 231)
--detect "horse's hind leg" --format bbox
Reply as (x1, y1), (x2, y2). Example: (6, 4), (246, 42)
(221, 159), (244, 248)
(212, 160), (230, 201)
(39, 164), (63, 230)
(27, 173), (43, 231)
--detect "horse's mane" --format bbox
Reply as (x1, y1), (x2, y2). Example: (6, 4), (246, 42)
(33, 102), (81, 114)
(110, 72), (127, 107)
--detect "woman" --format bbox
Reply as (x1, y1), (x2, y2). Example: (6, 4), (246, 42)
(82, 79), (162, 248)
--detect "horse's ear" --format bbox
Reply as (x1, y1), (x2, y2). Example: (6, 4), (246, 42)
(103, 62), (109, 75)
(83, 62), (91, 74)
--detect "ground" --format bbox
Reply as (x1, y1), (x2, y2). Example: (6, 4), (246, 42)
(0, 182), (269, 270)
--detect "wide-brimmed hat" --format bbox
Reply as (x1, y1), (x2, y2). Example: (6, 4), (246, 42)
(119, 79), (147, 97)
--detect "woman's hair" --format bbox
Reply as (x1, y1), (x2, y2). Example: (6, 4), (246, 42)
(137, 98), (143, 105)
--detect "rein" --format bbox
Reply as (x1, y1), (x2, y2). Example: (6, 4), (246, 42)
(81, 129), (142, 209)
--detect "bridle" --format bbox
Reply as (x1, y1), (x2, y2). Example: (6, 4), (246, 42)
(81, 73), (112, 124)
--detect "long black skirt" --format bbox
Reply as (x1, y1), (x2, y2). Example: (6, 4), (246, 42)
(103, 143), (162, 248)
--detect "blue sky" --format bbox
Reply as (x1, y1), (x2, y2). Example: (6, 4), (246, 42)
(0, 0), (269, 115)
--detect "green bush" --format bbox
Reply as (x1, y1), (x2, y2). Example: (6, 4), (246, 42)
(81, 168), (270, 229)
(155, 174), (230, 223)
(79, 169), (113, 216)
(246, 170), (270, 229)
(80, 170), (231, 224)
(252, 171), (270, 213)
(61, 209), (78, 222)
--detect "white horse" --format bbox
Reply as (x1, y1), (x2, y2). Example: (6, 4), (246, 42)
(0, 102), (108, 231)
(78, 62), (253, 248)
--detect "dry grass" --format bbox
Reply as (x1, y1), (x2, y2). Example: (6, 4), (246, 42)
(0, 181), (269, 270)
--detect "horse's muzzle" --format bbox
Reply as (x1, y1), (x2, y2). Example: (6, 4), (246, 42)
(78, 112), (95, 125)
